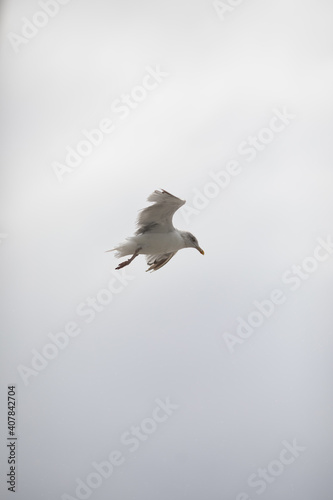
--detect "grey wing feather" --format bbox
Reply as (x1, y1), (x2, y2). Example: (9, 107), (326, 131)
(145, 252), (177, 272)
(136, 190), (185, 234)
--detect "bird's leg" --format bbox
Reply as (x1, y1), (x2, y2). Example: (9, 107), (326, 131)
(115, 248), (141, 270)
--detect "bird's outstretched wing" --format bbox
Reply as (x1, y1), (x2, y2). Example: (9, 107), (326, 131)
(145, 252), (177, 272)
(136, 190), (185, 234)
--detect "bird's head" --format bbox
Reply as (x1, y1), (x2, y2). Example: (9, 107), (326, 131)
(181, 231), (204, 255)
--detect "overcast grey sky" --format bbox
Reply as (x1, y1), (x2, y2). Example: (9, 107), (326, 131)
(1, 1), (333, 499)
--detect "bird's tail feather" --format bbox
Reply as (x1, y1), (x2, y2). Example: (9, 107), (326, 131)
(106, 239), (136, 258)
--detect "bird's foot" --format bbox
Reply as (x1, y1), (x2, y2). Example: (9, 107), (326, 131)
(115, 259), (131, 270)
(115, 248), (141, 270)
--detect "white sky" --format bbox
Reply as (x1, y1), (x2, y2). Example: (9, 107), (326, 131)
(1, 1), (333, 499)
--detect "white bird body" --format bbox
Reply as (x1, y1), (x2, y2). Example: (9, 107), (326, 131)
(115, 230), (187, 257)
(108, 190), (204, 272)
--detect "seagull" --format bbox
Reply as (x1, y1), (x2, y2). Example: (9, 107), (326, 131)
(107, 189), (204, 272)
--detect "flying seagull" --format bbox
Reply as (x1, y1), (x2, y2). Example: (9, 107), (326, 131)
(107, 189), (204, 272)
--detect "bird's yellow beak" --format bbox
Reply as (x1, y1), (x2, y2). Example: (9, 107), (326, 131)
(198, 247), (205, 255)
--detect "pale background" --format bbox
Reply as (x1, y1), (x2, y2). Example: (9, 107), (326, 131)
(1, 0), (333, 499)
